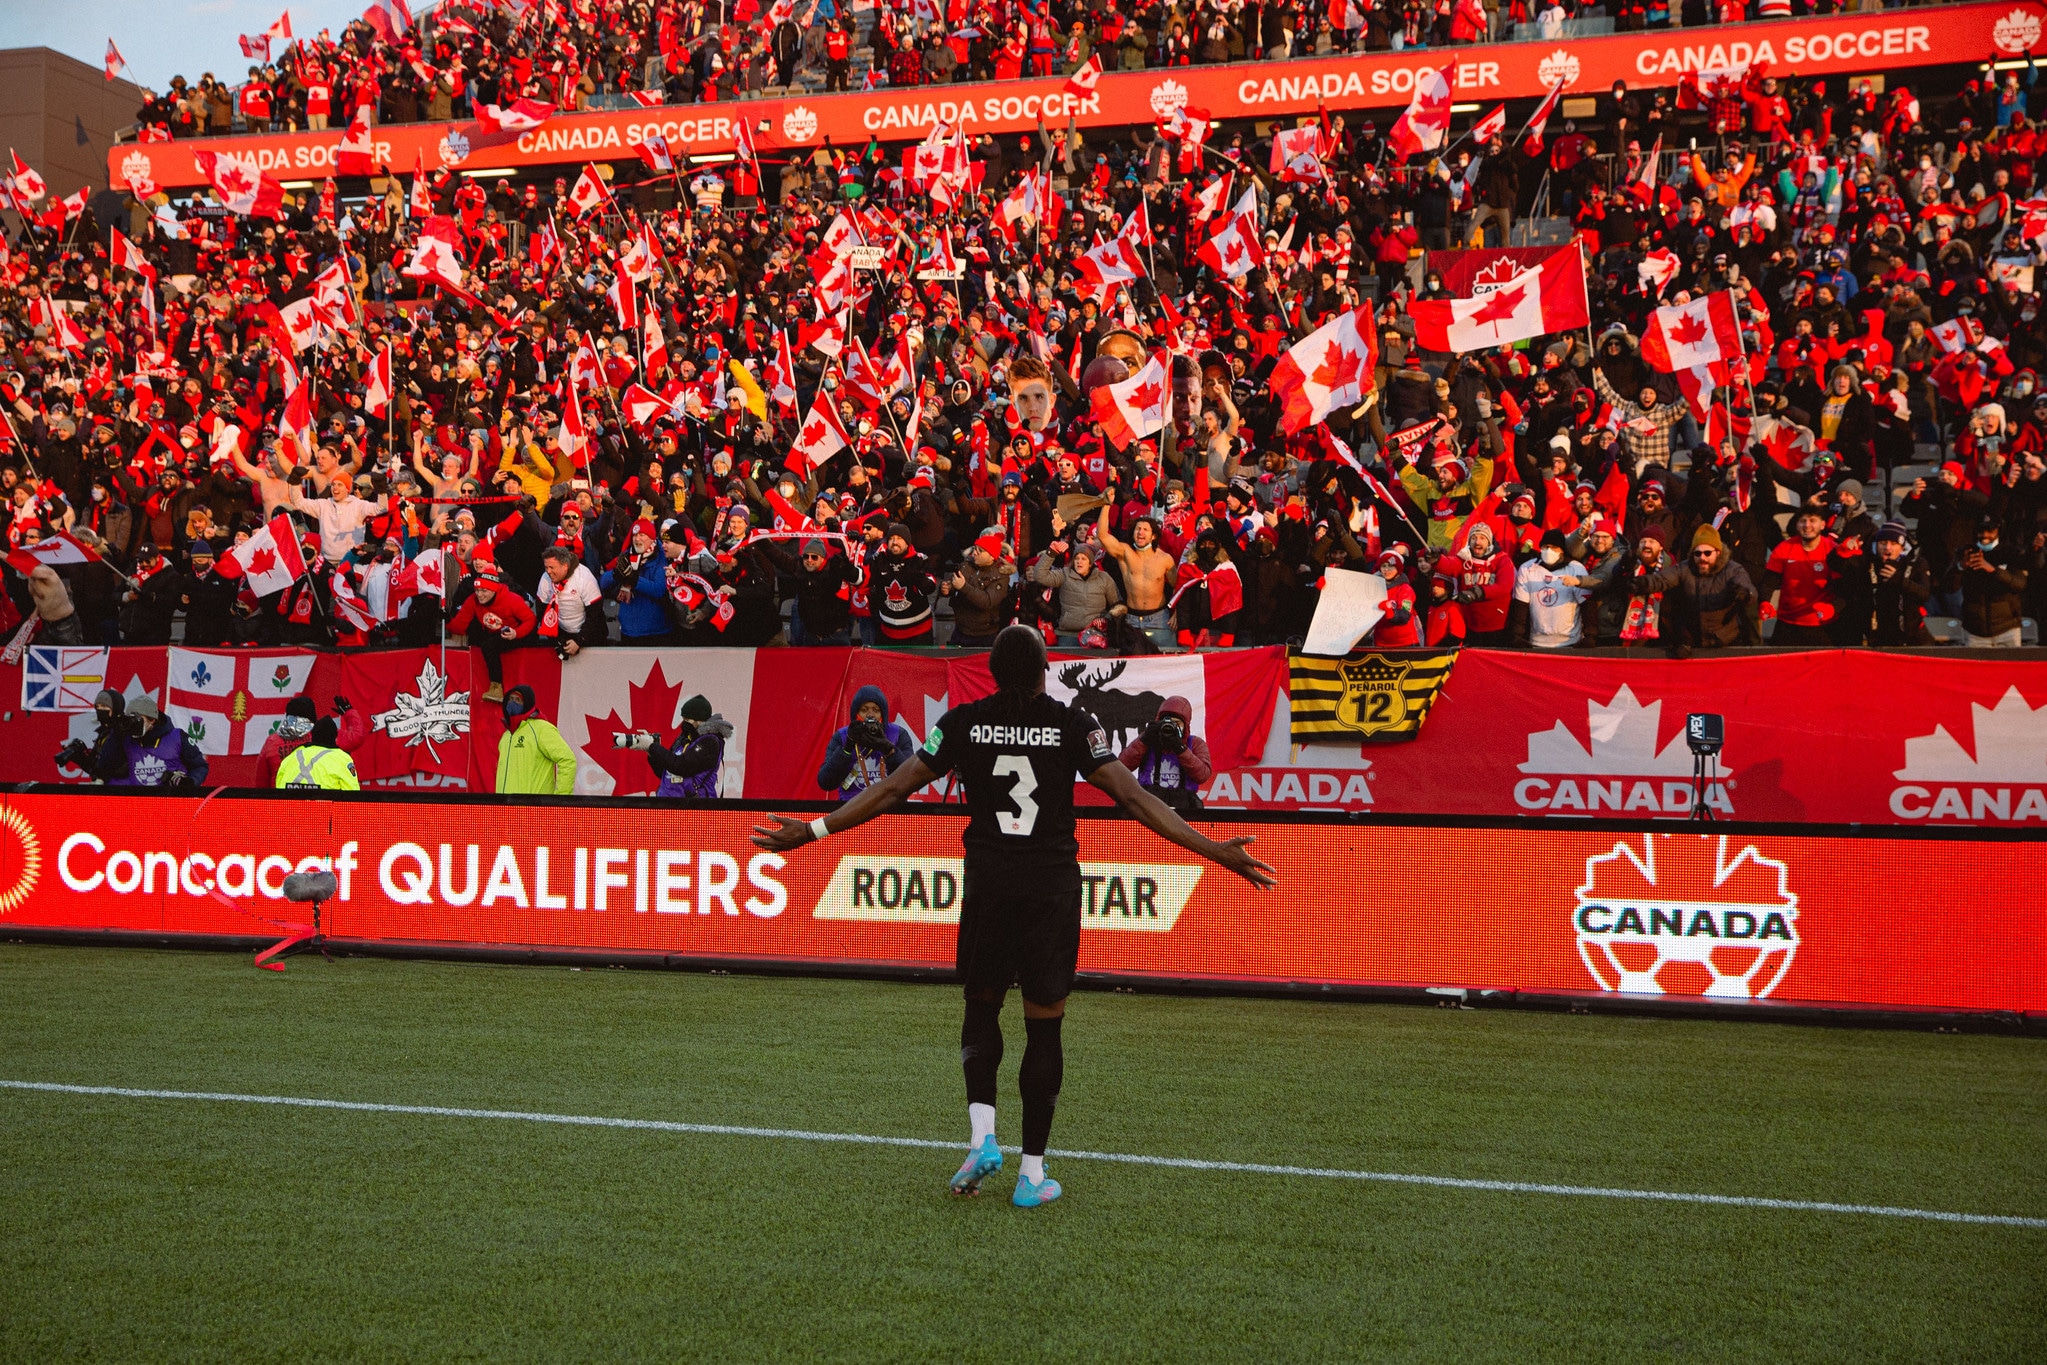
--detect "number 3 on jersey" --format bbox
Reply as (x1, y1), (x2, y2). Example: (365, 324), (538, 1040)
(992, 755), (1039, 835)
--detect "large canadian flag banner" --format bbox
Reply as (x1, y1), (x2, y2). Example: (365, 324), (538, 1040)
(553, 649), (759, 797)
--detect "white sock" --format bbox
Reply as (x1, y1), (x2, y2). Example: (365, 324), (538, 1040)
(969, 1102), (996, 1147)
(1021, 1153), (1045, 1183)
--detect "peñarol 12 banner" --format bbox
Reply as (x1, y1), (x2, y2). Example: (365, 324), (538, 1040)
(108, 3), (2046, 190)
(2, 792), (2040, 1016)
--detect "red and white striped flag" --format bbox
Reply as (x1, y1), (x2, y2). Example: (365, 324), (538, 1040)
(218, 514), (310, 597)
(1640, 289), (1745, 372)
(787, 394), (852, 475)
(1270, 309), (1377, 433)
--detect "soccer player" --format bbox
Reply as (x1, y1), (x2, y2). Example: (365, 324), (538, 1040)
(752, 625), (1276, 1208)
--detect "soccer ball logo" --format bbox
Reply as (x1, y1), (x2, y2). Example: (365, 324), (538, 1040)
(1537, 49), (1582, 89)
(782, 105), (819, 142)
(1149, 80), (1189, 117)
(1573, 834), (1799, 999)
(1993, 8), (2042, 54)
(438, 131), (471, 166)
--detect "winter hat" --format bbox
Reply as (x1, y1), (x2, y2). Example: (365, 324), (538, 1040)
(633, 518), (657, 540)
(1690, 524), (1726, 552)
(1940, 460), (1968, 480)
(801, 537), (829, 557)
(189, 539), (216, 559)
(309, 716), (340, 748)
(885, 521), (912, 545)
(1539, 529), (1569, 553)
(975, 530), (1007, 558)
(286, 696), (319, 722)
(680, 694), (713, 722)
(1836, 479), (1863, 502)
(1876, 520), (1911, 544)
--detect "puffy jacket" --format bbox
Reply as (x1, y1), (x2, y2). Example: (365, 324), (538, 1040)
(602, 552), (672, 640)
(815, 685), (916, 799)
(950, 559), (1015, 637)
(1957, 541), (2029, 638)
(1031, 552), (1122, 631)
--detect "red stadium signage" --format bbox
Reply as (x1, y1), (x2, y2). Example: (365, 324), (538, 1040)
(7, 645), (2047, 828)
(2, 792), (2040, 1016)
(108, 2), (2047, 190)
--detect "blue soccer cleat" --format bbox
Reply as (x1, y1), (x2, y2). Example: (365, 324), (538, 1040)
(1011, 1170), (1063, 1208)
(950, 1136), (1003, 1195)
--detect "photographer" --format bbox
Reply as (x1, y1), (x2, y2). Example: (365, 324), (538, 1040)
(257, 695), (367, 789)
(616, 693), (733, 798)
(56, 689), (130, 782)
(1117, 696), (1213, 814)
(103, 696), (210, 788)
(816, 685), (917, 802)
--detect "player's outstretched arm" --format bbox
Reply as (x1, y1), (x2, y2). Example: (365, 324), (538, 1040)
(750, 753), (945, 852)
(1086, 760), (1277, 890)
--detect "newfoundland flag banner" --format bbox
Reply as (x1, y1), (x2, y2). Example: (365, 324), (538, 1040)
(1289, 649), (1457, 744)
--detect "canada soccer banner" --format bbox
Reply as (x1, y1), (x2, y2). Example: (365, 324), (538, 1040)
(110, 2), (2044, 190)
(2, 793), (2040, 1016)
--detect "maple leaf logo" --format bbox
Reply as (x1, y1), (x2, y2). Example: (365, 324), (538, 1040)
(247, 546), (277, 576)
(372, 659), (471, 757)
(419, 558), (443, 590)
(582, 658), (688, 795)
(1668, 310), (1711, 348)
(215, 164), (253, 197)
(1127, 378), (1164, 410)
(1310, 342), (1362, 393)
(801, 420), (827, 446)
(1222, 236), (1245, 264)
(1470, 281), (1528, 329)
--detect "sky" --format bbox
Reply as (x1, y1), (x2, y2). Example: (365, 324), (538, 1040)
(0, 3), (375, 94)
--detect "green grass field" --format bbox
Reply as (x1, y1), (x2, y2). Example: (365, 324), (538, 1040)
(1, 945), (2041, 1362)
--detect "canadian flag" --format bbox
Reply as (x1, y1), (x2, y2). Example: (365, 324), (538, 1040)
(5, 530), (104, 577)
(331, 568), (379, 633)
(110, 228), (157, 286)
(388, 547), (446, 613)
(1076, 231), (1144, 291)
(266, 10), (294, 42)
(1409, 244), (1589, 354)
(218, 514), (310, 598)
(530, 213), (562, 272)
(476, 98), (555, 132)
(1638, 248), (1680, 296)
(1388, 64), (1455, 161)
(1929, 315), (1985, 354)
(1521, 78), (1567, 154)
(767, 328), (799, 413)
(629, 90), (664, 108)
(208, 420), (247, 467)
(194, 150), (284, 218)
(336, 105), (381, 177)
(311, 259), (360, 329)
(1469, 104), (1508, 146)
(1063, 53), (1103, 101)
(277, 379), (315, 456)
(787, 395), (852, 475)
(1269, 125), (1327, 184)
(105, 40), (126, 81)
(277, 296), (328, 351)
(607, 271), (638, 332)
(409, 149), (434, 218)
(635, 131), (675, 173)
(50, 310), (88, 355)
(1191, 173), (1231, 224)
(558, 374), (591, 469)
(619, 223), (661, 281)
(571, 331), (604, 391)
(1089, 352), (1170, 451)
(620, 382), (668, 429)
(1162, 106), (1213, 174)
(644, 311), (669, 377)
(1640, 289), (1745, 372)
(402, 216), (466, 290)
(566, 163), (611, 218)
(363, 0), (413, 42)
(364, 344), (394, 417)
(1196, 187), (1263, 280)
(1270, 309), (1378, 433)
(8, 150), (45, 203)
(1329, 0), (1365, 28)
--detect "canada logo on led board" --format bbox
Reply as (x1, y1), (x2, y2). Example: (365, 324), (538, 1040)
(1572, 834), (1799, 999)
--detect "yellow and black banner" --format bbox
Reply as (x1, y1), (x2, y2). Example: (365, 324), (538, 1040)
(1289, 650), (1457, 744)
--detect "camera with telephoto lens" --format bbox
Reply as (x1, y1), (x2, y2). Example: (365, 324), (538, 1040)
(55, 738), (94, 772)
(1145, 715), (1187, 754)
(848, 717), (888, 749)
(611, 730), (658, 751)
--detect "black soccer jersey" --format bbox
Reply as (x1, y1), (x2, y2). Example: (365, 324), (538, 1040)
(921, 691), (1116, 871)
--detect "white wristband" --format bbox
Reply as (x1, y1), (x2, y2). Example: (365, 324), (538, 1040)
(808, 817), (830, 843)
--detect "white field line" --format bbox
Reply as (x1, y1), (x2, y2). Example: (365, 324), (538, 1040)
(4, 1079), (2042, 1229)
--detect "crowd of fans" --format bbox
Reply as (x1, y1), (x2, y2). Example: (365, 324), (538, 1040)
(122, 0), (1956, 140)
(6, 21), (2044, 679)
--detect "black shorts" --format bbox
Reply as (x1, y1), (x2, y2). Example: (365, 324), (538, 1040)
(955, 865), (1082, 1005)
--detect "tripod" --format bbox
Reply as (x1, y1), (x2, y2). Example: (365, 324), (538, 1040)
(1689, 749), (1720, 822)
